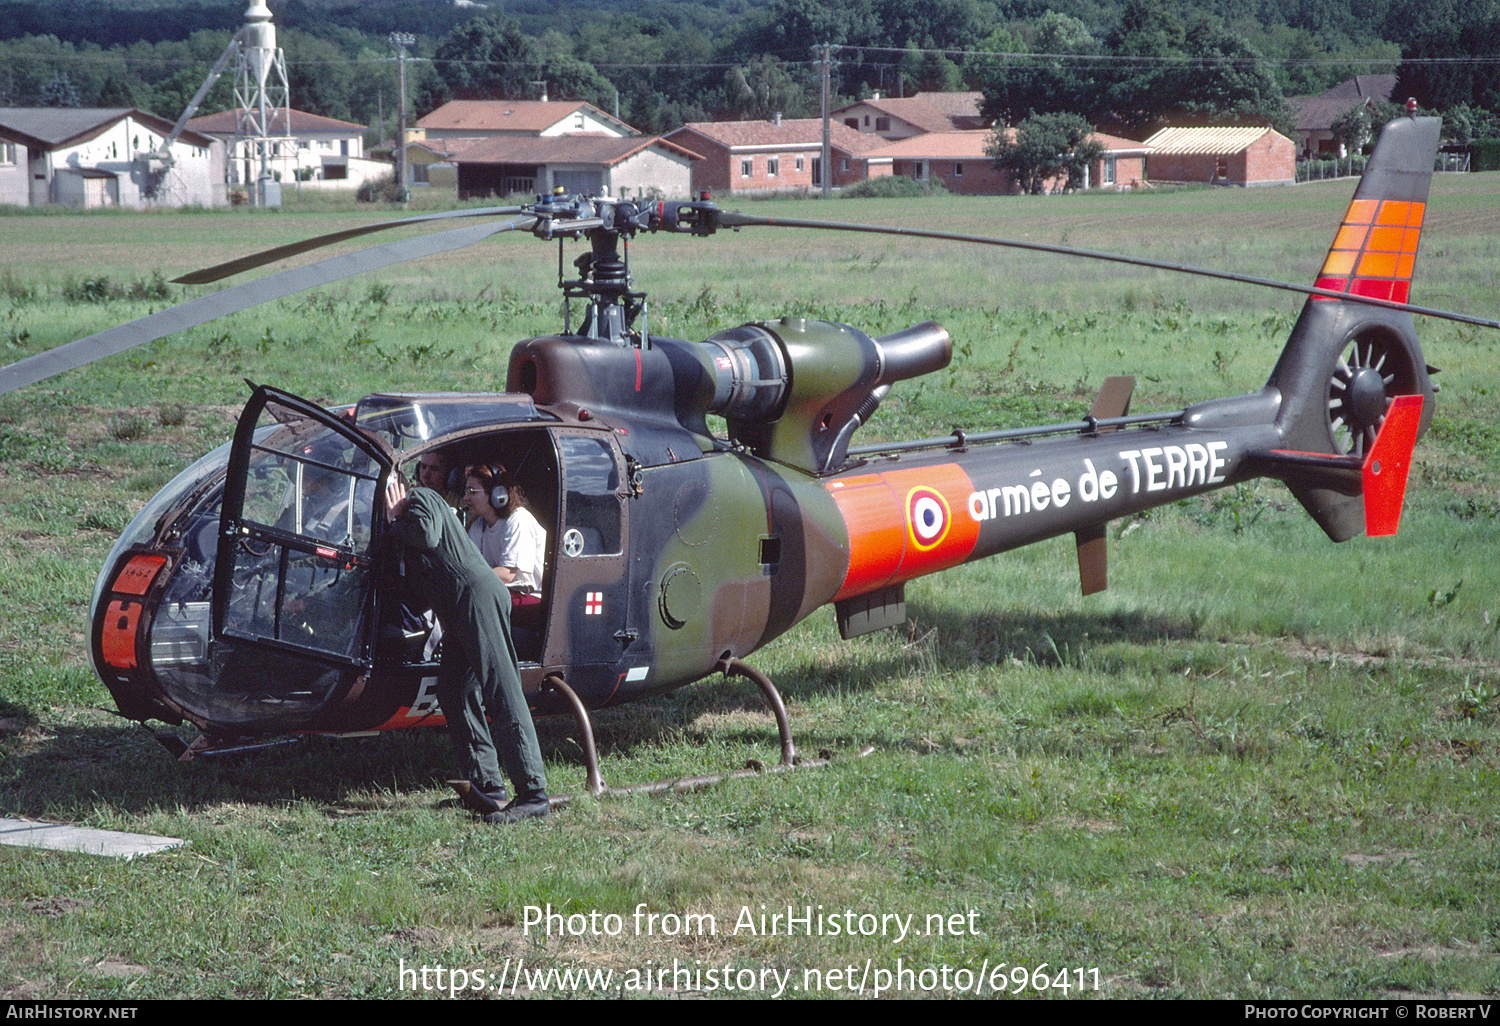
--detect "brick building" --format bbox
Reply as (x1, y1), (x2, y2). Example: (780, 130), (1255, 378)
(1142, 126), (1296, 187)
(665, 117), (880, 194)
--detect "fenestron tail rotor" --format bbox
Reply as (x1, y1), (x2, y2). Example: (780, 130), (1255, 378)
(0, 214), (536, 396)
(1327, 331), (1419, 458)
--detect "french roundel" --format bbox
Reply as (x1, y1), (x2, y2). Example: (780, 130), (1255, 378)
(906, 486), (950, 551)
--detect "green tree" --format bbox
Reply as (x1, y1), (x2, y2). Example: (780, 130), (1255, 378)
(723, 54), (813, 120)
(1330, 104), (1373, 154)
(1102, 1), (1289, 133)
(41, 70), (81, 108)
(975, 12), (1104, 126)
(433, 15), (536, 100)
(531, 29), (616, 108)
(989, 111), (1103, 194)
(899, 45), (964, 94)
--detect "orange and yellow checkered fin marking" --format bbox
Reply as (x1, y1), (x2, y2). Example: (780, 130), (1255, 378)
(1316, 198), (1424, 305)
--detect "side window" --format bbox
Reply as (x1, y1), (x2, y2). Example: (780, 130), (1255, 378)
(558, 435), (621, 556)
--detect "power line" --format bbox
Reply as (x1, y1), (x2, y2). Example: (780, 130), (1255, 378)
(8, 41), (1500, 74)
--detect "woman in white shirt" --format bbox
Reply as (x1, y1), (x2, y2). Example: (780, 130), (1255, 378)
(462, 463), (545, 606)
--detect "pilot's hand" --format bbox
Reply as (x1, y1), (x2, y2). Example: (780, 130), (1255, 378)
(385, 476), (409, 522)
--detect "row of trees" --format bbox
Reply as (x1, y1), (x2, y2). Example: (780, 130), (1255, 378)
(3, 0), (1500, 147)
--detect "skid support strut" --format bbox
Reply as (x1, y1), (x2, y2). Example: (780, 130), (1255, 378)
(717, 656), (797, 769)
(544, 661), (855, 807)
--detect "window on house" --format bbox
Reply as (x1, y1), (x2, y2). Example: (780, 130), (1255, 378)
(1216, 156), (1229, 179)
(1103, 156), (1117, 185)
(875, 117), (890, 132)
(0, 143), (14, 165)
(840, 157), (848, 172)
(845, 119), (858, 130)
(795, 157), (804, 171)
(741, 159), (753, 178)
(767, 158), (779, 177)
(954, 163), (964, 176)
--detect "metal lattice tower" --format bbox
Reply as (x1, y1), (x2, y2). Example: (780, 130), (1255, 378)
(232, 1), (291, 207)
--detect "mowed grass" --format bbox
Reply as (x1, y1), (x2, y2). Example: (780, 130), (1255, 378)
(0, 178), (1497, 999)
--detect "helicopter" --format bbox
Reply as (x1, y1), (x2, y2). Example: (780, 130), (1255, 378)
(2, 112), (1478, 792)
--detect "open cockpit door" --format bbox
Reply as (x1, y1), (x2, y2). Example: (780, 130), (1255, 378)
(211, 386), (393, 724)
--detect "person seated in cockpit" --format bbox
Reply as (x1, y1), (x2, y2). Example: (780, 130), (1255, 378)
(461, 463), (545, 607)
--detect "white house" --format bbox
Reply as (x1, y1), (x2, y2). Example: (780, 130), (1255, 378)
(186, 107), (383, 191)
(0, 108), (223, 208)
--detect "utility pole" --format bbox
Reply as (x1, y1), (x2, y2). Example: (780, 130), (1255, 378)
(390, 31), (415, 205)
(819, 43), (833, 199)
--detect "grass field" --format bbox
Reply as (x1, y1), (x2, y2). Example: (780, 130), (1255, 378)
(0, 177), (1497, 999)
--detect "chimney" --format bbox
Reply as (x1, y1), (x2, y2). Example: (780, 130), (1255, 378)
(772, 112), (782, 126)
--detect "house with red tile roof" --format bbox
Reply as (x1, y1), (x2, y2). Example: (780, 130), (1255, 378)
(416, 100), (638, 141)
(665, 116), (882, 194)
(832, 92), (987, 140)
(409, 100), (694, 200)
(449, 133), (699, 201)
(860, 131), (1007, 193)
(861, 129), (1149, 194)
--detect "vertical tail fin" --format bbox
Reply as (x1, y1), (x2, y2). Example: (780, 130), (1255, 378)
(1314, 148), (1431, 307)
(1263, 114), (1440, 541)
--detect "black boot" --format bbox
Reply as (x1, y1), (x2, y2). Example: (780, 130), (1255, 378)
(451, 780), (510, 816)
(484, 789), (550, 824)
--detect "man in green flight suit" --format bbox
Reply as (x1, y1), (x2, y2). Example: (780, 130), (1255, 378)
(385, 475), (550, 823)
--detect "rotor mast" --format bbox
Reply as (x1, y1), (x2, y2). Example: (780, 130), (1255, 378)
(534, 193), (654, 347)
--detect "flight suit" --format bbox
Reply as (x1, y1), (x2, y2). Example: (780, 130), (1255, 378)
(389, 486), (547, 801)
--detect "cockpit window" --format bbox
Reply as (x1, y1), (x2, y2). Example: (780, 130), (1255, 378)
(219, 396), (385, 667)
(354, 394), (545, 454)
(239, 425), (379, 550)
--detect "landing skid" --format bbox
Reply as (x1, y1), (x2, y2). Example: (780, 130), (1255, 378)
(154, 729), (305, 761)
(543, 659), (868, 807)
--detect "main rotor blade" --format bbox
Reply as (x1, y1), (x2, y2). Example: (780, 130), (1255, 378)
(0, 215), (537, 396)
(174, 205), (526, 284)
(714, 211), (1500, 331)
